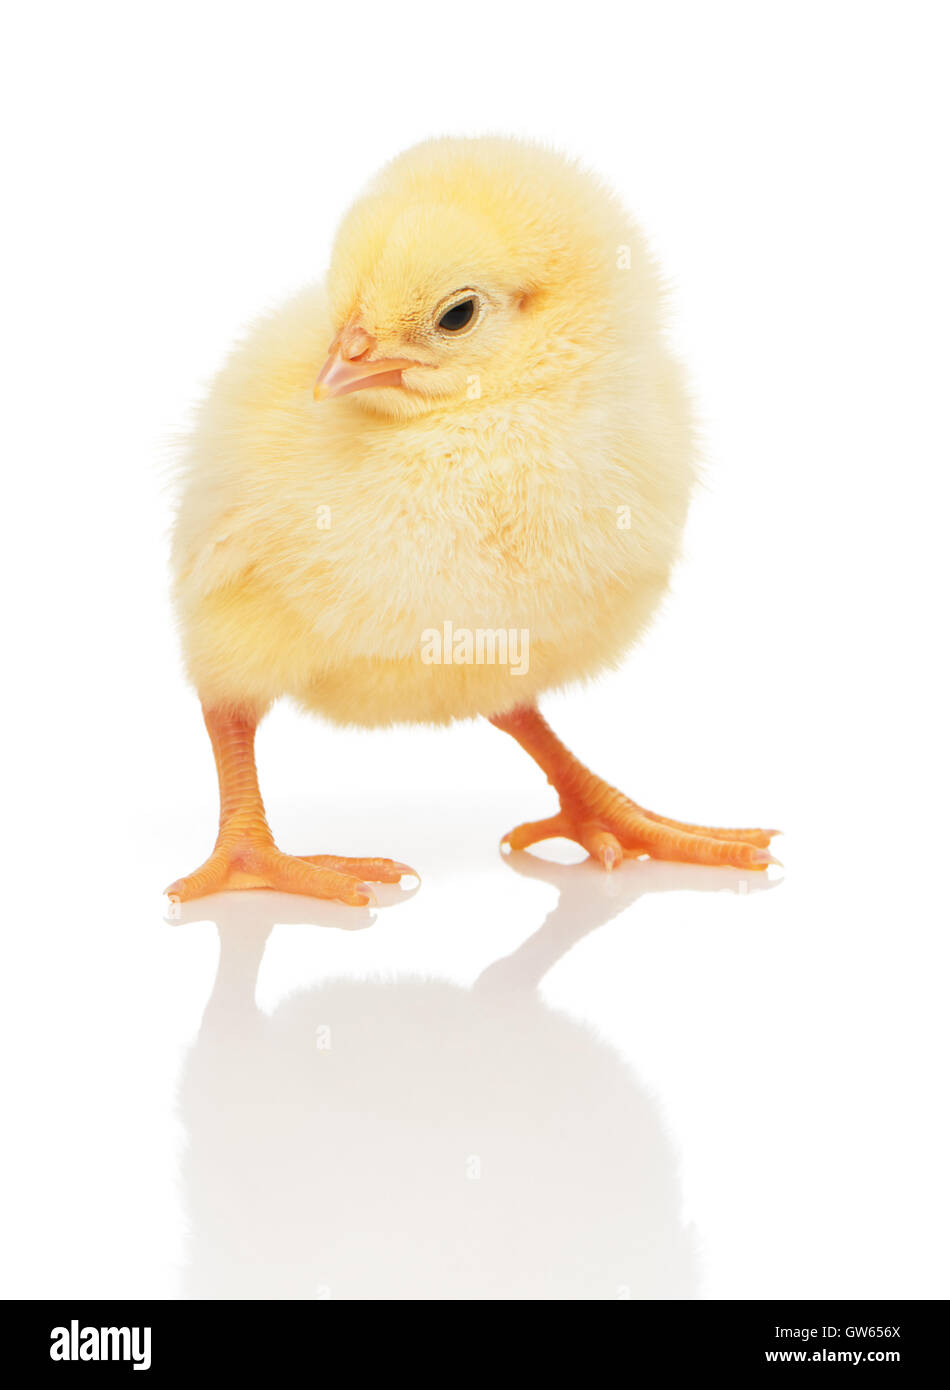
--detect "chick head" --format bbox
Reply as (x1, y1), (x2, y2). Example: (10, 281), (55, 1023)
(314, 137), (658, 419)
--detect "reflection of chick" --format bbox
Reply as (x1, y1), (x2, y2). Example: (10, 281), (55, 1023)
(168, 137), (776, 905)
(184, 969), (697, 1299)
(179, 861), (740, 1298)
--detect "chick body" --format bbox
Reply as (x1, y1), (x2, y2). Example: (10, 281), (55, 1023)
(172, 139), (695, 727)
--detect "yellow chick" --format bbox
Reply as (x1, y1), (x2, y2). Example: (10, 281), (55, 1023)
(168, 137), (776, 906)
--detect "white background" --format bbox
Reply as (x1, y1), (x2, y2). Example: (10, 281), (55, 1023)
(1, 0), (947, 1299)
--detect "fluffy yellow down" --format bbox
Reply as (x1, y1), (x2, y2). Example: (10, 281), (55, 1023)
(172, 137), (695, 728)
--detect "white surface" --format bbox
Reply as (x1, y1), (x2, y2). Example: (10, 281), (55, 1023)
(2, 1), (948, 1299)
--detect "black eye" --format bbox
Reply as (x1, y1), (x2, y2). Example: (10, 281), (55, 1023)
(437, 297), (476, 332)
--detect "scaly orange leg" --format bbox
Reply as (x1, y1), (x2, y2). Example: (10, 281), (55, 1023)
(490, 705), (779, 872)
(166, 706), (416, 906)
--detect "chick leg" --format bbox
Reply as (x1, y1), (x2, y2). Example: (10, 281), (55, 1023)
(166, 706), (414, 905)
(491, 705), (778, 871)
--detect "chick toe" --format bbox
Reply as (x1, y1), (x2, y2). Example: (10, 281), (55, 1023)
(635, 809), (776, 848)
(577, 824), (625, 872)
(500, 814), (571, 852)
(296, 855), (419, 886)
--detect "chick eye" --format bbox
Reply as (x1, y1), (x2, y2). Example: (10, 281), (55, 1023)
(437, 297), (477, 333)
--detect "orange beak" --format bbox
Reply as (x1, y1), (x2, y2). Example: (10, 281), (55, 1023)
(313, 325), (422, 401)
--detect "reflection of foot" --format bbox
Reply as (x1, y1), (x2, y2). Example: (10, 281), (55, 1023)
(166, 828), (415, 907)
(492, 705), (779, 872)
(481, 855), (781, 995)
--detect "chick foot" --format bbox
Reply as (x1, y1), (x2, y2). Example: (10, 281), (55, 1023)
(166, 833), (414, 907)
(167, 705), (416, 906)
(491, 705), (778, 872)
